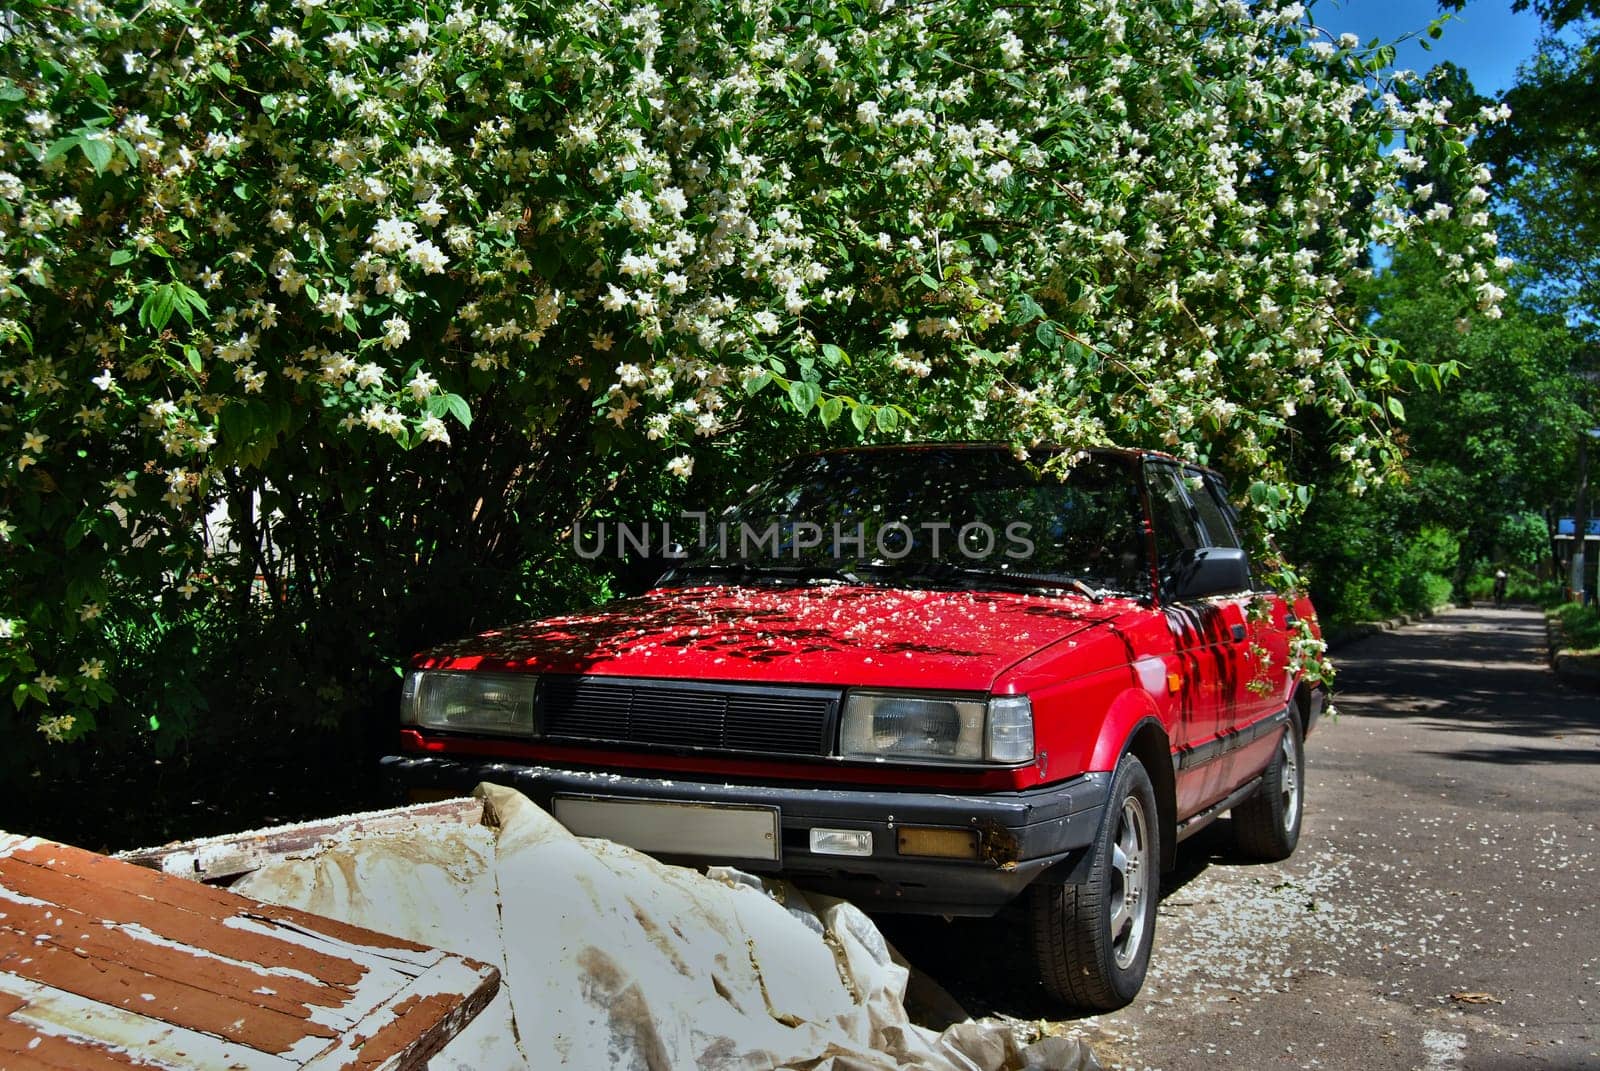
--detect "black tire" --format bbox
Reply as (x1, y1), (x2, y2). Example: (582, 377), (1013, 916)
(1232, 716), (1305, 861)
(1029, 753), (1162, 1012)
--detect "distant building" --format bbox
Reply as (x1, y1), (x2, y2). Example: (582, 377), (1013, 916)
(1553, 517), (1599, 601)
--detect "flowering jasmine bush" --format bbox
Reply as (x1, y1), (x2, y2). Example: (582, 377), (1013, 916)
(0, 0), (1499, 743)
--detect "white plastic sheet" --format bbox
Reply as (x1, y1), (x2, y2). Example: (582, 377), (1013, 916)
(231, 784), (1097, 1071)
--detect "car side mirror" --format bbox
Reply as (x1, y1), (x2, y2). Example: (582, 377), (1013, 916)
(1169, 547), (1251, 600)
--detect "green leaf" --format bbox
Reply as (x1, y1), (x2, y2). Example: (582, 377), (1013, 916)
(1387, 396), (1406, 421)
(80, 137), (113, 174)
(851, 402), (873, 433)
(744, 371), (772, 395)
(874, 406), (901, 433)
(821, 343), (848, 366)
(788, 380), (820, 416)
(109, 249), (134, 267)
(1036, 321), (1058, 349)
(979, 233), (999, 255)
(303, 282), (320, 304)
(139, 285), (177, 331)
(442, 393), (472, 428)
(209, 61), (232, 83)
(820, 396), (844, 427)
(110, 295), (134, 316)
(184, 345), (202, 373)
(42, 136), (80, 164)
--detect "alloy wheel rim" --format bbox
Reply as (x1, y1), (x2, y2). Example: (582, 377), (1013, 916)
(1108, 794), (1150, 971)
(1280, 729), (1301, 833)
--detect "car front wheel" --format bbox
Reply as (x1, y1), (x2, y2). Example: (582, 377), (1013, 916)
(1028, 752), (1162, 1011)
(1232, 716), (1305, 861)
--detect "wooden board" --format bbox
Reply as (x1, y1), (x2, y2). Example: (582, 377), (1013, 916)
(116, 797), (486, 884)
(0, 833), (499, 1071)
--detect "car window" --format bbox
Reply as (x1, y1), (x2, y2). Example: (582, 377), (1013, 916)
(678, 448), (1151, 595)
(1144, 463), (1200, 553)
(1187, 468), (1243, 550)
(1144, 463), (1204, 600)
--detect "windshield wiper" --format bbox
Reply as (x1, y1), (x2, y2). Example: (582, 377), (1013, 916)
(914, 561), (1107, 602)
(663, 560), (874, 587)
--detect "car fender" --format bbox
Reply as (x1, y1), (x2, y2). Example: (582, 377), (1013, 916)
(1042, 692), (1175, 884)
(1085, 687), (1169, 773)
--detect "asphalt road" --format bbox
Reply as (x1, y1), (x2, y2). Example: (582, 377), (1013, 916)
(899, 606), (1600, 1071)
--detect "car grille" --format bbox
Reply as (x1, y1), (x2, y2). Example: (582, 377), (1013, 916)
(537, 676), (839, 758)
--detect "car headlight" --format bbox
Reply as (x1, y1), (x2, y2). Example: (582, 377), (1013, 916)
(401, 670), (539, 736)
(839, 692), (1034, 764)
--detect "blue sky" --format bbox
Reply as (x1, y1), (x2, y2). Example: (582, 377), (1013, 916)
(1313, 0), (1547, 96)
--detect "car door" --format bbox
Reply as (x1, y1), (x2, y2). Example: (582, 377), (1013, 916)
(1144, 461), (1249, 815)
(1187, 470), (1291, 727)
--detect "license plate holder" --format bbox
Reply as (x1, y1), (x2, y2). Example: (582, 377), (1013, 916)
(551, 795), (781, 862)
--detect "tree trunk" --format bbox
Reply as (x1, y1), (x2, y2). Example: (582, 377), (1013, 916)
(1572, 428), (1590, 604)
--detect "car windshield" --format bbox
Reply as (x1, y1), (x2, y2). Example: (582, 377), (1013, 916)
(669, 448), (1151, 597)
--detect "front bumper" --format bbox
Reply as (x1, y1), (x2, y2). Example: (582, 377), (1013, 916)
(380, 754), (1109, 916)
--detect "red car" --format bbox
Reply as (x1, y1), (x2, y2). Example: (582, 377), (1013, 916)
(385, 444), (1324, 1010)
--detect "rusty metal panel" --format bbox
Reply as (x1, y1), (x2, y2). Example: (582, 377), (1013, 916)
(0, 832), (499, 1071)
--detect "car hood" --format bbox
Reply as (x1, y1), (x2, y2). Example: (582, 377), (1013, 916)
(416, 583), (1129, 692)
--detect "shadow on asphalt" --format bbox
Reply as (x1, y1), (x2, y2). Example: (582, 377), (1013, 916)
(1333, 607), (1585, 740)
(1421, 745), (1600, 765)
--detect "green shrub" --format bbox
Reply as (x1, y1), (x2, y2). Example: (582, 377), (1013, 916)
(0, 0), (1498, 764)
(1551, 602), (1600, 653)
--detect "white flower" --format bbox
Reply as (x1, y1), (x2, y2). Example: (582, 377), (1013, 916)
(382, 316), (412, 350)
(370, 217), (418, 254)
(408, 370), (439, 401)
(419, 416), (450, 444)
(79, 658), (106, 680)
(417, 199), (446, 226)
(269, 26), (301, 49)
(328, 72), (365, 101)
(406, 240), (449, 274)
(0, 618), (17, 639)
(356, 363), (385, 388)
(92, 369), (116, 391)
(666, 454), (694, 478)
(317, 290), (356, 319)
(325, 30), (358, 57)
